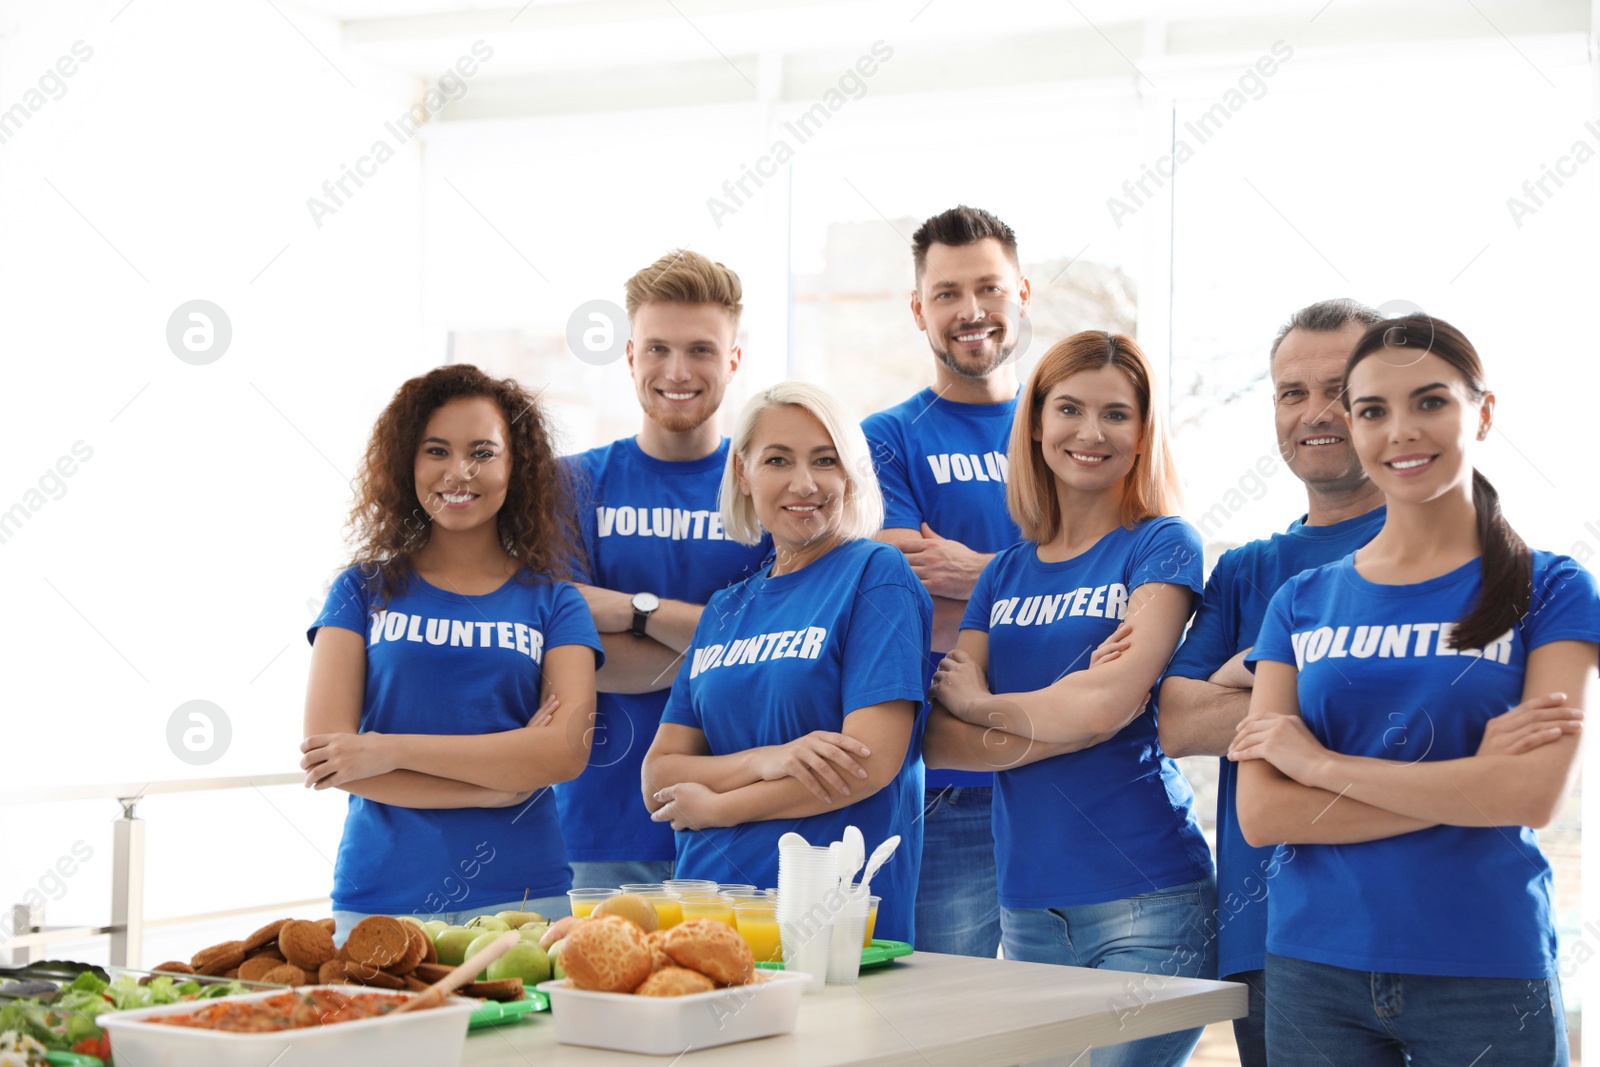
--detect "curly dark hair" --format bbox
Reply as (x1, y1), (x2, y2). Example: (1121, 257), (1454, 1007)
(345, 364), (578, 598)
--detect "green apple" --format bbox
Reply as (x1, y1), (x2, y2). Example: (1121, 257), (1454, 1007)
(421, 920), (450, 940)
(464, 931), (507, 980)
(495, 910), (545, 929)
(433, 926), (479, 966)
(486, 941), (551, 986)
(464, 915), (511, 933)
(548, 939), (566, 980)
(518, 923), (549, 943)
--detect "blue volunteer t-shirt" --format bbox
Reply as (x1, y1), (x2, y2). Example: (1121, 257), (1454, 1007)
(862, 388), (1021, 790)
(556, 438), (770, 863)
(660, 538), (933, 943)
(1162, 506), (1385, 979)
(309, 566), (604, 916)
(1250, 550), (1600, 978)
(963, 516), (1214, 908)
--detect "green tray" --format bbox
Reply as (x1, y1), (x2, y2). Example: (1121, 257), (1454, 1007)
(45, 1054), (103, 1067)
(755, 939), (913, 971)
(467, 985), (549, 1029)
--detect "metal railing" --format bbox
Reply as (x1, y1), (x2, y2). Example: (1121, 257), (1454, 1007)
(0, 774), (327, 969)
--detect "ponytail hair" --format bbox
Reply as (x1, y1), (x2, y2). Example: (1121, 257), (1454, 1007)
(1345, 315), (1531, 649)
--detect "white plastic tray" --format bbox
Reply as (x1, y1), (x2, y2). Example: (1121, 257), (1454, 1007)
(535, 970), (810, 1055)
(98, 985), (478, 1067)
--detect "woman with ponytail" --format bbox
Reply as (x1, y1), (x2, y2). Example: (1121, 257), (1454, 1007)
(1231, 315), (1598, 1064)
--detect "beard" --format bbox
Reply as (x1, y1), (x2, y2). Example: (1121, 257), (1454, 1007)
(930, 331), (1018, 380)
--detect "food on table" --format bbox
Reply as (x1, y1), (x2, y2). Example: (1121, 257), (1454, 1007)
(242, 919), (290, 953)
(460, 979), (525, 1002)
(661, 919), (755, 986)
(538, 915), (587, 949)
(591, 893), (659, 933)
(150, 987), (405, 1032)
(190, 940), (246, 977)
(635, 967), (714, 997)
(148, 960), (196, 978)
(278, 919), (337, 971)
(342, 961), (405, 990)
(644, 930), (673, 972)
(494, 910), (546, 929)
(0, 971), (249, 1062)
(344, 916), (411, 970)
(463, 915), (511, 933)
(558, 916), (652, 993)
(485, 941), (552, 986)
(0, 1030), (47, 1067)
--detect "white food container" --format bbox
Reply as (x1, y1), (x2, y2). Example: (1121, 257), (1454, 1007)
(98, 985), (478, 1067)
(536, 970), (809, 1055)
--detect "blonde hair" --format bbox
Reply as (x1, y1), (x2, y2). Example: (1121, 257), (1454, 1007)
(624, 249), (743, 325)
(720, 381), (884, 546)
(1007, 331), (1183, 542)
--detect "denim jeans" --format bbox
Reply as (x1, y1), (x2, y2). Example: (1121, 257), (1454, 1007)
(569, 859), (674, 890)
(331, 894), (571, 945)
(1266, 953), (1569, 1066)
(1000, 876), (1218, 1067)
(913, 786), (1001, 957)
(1229, 968), (1268, 1067)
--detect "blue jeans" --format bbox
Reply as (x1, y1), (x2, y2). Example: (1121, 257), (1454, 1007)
(1266, 953), (1569, 1066)
(1229, 968), (1268, 1067)
(569, 859), (674, 889)
(331, 894), (571, 945)
(913, 786), (1001, 957)
(1000, 876), (1218, 1067)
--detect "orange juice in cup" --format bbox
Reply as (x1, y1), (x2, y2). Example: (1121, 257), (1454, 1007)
(644, 893), (683, 929)
(567, 888), (619, 917)
(734, 902), (783, 963)
(862, 895), (881, 948)
(679, 893), (736, 927)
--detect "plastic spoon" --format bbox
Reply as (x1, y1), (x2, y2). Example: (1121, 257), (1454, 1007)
(857, 835), (902, 897)
(841, 825), (865, 889)
(778, 831), (810, 849)
(391, 930), (519, 1014)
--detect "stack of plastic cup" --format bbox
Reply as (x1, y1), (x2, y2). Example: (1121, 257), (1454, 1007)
(777, 841), (837, 993)
(826, 887), (870, 984)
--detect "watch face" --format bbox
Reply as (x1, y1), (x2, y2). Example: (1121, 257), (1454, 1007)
(633, 592), (661, 613)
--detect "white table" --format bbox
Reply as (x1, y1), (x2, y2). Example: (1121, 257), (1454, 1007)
(461, 952), (1246, 1066)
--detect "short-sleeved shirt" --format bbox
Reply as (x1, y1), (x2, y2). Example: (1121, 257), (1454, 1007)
(1249, 550), (1600, 977)
(862, 388), (1021, 790)
(660, 538), (933, 943)
(962, 517), (1214, 908)
(556, 438), (769, 862)
(309, 566), (604, 915)
(1162, 506), (1385, 978)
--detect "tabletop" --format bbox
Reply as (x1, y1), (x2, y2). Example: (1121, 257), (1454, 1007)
(460, 950), (1247, 1067)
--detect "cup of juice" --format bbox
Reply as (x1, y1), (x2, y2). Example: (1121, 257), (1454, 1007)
(567, 888), (619, 917)
(734, 901), (783, 963)
(862, 895), (881, 948)
(679, 893), (736, 927)
(642, 892), (683, 929)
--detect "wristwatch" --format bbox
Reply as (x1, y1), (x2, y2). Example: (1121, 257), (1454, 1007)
(630, 592), (661, 638)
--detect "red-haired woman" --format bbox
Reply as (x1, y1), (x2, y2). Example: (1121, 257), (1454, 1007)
(301, 365), (601, 940)
(1232, 315), (1596, 1065)
(926, 331), (1214, 1067)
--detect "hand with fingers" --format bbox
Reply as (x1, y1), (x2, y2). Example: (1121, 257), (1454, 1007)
(751, 731), (871, 802)
(929, 648), (991, 722)
(301, 731), (396, 790)
(1228, 713), (1332, 785)
(899, 523), (988, 600)
(1088, 622), (1133, 668)
(1208, 647), (1255, 690)
(649, 782), (726, 831)
(523, 693), (560, 729)
(1477, 692), (1582, 756)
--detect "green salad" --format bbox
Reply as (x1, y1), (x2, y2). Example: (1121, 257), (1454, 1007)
(0, 972), (247, 1063)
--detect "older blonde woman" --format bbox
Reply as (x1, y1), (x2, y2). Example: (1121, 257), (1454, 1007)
(641, 381), (932, 943)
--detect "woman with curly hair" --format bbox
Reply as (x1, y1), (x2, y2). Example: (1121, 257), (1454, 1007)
(302, 364), (601, 938)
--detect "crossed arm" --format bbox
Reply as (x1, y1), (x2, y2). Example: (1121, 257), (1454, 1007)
(575, 584), (703, 695)
(640, 702), (916, 831)
(877, 526), (992, 653)
(301, 626), (597, 808)
(1231, 641), (1593, 847)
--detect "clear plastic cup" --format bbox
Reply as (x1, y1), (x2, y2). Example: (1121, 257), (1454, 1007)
(640, 892), (682, 929)
(826, 889), (870, 985)
(716, 883), (757, 895)
(663, 879), (717, 894)
(678, 893), (736, 927)
(780, 916), (831, 994)
(567, 888), (619, 917)
(733, 901), (783, 963)
(619, 883), (667, 894)
(862, 895), (881, 948)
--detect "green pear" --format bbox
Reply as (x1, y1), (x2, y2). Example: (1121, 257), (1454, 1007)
(486, 941), (551, 985)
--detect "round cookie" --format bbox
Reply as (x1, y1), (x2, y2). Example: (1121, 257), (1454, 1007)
(259, 963), (309, 987)
(317, 960), (347, 985)
(386, 922), (427, 976)
(344, 916), (411, 970)
(342, 960), (406, 989)
(191, 940), (246, 977)
(661, 919), (755, 986)
(636, 967), (715, 997)
(278, 920), (337, 971)
(239, 956), (287, 983)
(242, 919), (290, 953)
(559, 915), (652, 993)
